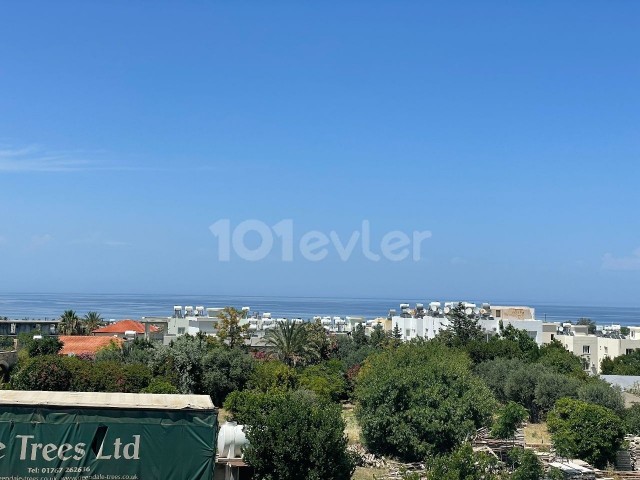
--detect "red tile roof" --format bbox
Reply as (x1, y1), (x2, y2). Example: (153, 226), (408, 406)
(92, 320), (159, 334)
(59, 336), (124, 356)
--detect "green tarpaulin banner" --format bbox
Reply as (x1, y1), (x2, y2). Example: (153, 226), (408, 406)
(0, 406), (216, 480)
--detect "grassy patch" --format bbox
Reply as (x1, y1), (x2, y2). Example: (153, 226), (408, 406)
(342, 405), (361, 445)
(352, 467), (388, 480)
(524, 422), (552, 448)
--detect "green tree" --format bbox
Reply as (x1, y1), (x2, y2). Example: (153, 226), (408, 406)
(439, 303), (484, 347)
(142, 377), (179, 394)
(355, 341), (495, 461)
(248, 360), (298, 392)
(150, 335), (208, 393)
(59, 310), (83, 335)
(201, 346), (255, 406)
(369, 323), (387, 348)
(577, 379), (624, 415)
(352, 323), (369, 347)
(424, 443), (502, 480)
(547, 398), (625, 468)
(533, 371), (581, 414)
(82, 311), (103, 333)
(225, 390), (355, 480)
(392, 323), (402, 340)
(25, 336), (63, 357)
(11, 355), (72, 391)
(601, 349), (640, 375)
(216, 307), (249, 349)
(491, 401), (528, 440)
(537, 341), (586, 378)
(305, 320), (332, 363)
(509, 448), (544, 480)
(624, 404), (640, 435)
(298, 360), (347, 402)
(475, 358), (525, 403)
(577, 317), (597, 334)
(264, 320), (312, 366)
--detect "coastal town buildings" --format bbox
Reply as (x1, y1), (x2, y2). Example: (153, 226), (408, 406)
(556, 324), (640, 374)
(0, 318), (59, 336)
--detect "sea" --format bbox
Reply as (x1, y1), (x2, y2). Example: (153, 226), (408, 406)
(0, 293), (639, 327)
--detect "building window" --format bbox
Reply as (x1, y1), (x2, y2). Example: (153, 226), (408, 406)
(583, 345), (590, 355)
(495, 310), (501, 318)
(627, 349), (636, 355)
(604, 346), (608, 354)
(550, 334), (555, 341)
(405, 329), (410, 338)
(178, 327), (185, 335)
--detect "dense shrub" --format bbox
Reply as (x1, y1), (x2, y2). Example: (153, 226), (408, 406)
(548, 398), (625, 468)
(12, 355), (72, 391)
(225, 390), (355, 480)
(298, 359), (347, 402)
(248, 360), (298, 392)
(577, 378), (624, 415)
(601, 349), (640, 375)
(142, 377), (179, 394)
(424, 443), (502, 480)
(25, 336), (63, 357)
(201, 347), (255, 406)
(355, 341), (495, 461)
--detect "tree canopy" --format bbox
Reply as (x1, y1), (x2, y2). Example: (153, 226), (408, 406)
(355, 341), (495, 461)
(547, 397), (625, 468)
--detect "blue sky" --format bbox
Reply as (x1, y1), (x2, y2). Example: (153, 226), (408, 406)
(0, 1), (638, 305)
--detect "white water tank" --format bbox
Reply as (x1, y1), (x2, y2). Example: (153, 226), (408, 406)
(217, 421), (248, 459)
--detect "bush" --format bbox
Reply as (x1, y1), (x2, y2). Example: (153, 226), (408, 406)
(224, 390), (355, 480)
(547, 398), (625, 468)
(624, 404), (640, 435)
(11, 355), (72, 391)
(537, 341), (586, 378)
(25, 336), (63, 357)
(510, 448), (544, 480)
(355, 341), (495, 461)
(424, 443), (502, 480)
(201, 347), (255, 406)
(298, 360), (347, 402)
(577, 379), (624, 415)
(142, 377), (179, 394)
(248, 360), (298, 392)
(491, 402), (528, 440)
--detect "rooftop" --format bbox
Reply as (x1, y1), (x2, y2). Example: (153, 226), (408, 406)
(59, 335), (123, 356)
(0, 390), (215, 411)
(93, 319), (159, 334)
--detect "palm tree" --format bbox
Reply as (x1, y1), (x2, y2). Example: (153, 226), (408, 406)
(59, 310), (82, 335)
(264, 320), (313, 366)
(83, 311), (103, 334)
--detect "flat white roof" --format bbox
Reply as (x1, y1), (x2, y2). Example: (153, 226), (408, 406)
(0, 390), (215, 411)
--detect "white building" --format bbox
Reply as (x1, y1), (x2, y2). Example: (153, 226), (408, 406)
(390, 302), (549, 345)
(556, 324), (640, 374)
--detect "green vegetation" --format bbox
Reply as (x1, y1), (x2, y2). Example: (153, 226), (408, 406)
(355, 341), (495, 461)
(6, 304), (635, 476)
(547, 398), (625, 468)
(225, 390), (355, 480)
(491, 401), (528, 440)
(601, 348), (640, 374)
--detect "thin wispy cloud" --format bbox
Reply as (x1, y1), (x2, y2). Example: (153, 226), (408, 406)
(0, 144), (187, 173)
(602, 247), (640, 271)
(71, 233), (130, 248)
(29, 233), (53, 249)
(0, 145), (93, 172)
